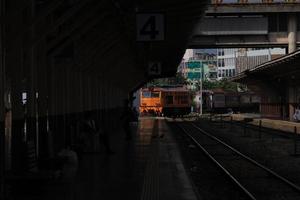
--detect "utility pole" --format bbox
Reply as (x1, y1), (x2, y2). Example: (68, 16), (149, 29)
(200, 61), (204, 116)
(200, 77), (202, 115)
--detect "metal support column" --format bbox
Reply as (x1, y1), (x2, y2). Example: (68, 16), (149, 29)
(6, 2), (27, 173)
(0, 0), (6, 197)
(288, 13), (297, 53)
(36, 38), (48, 158)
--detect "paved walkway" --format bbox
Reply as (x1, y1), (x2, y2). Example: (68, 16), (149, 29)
(229, 114), (300, 134)
(14, 118), (197, 200)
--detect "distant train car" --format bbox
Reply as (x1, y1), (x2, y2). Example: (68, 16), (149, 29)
(139, 87), (191, 116)
(203, 89), (260, 113)
(212, 92), (225, 109)
(225, 92), (240, 108)
(160, 87), (191, 116)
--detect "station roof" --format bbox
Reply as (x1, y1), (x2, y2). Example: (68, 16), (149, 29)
(11, 0), (209, 94)
(67, 0), (209, 91)
(231, 49), (300, 84)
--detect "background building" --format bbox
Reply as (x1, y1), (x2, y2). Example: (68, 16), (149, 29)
(217, 48), (237, 80)
(235, 48), (286, 74)
(179, 49), (217, 89)
(217, 48), (286, 79)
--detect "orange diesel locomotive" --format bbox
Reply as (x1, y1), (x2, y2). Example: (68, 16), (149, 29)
(139, 87), (191, 116)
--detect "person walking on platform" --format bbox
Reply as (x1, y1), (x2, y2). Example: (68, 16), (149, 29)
(82, 112), (114, 154)
(121, 99), (133, 140)
(98, 118), (115, 155)
(81, 112), (98, 152)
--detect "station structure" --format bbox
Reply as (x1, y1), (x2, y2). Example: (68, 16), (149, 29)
(232, 49), (300, 120)
(0, 0), (208, 199)
(1, 0), (300, 199)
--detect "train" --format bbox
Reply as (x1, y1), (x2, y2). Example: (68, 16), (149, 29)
(202, 89), (261, 113)
(139, 86), (260, 116)
(139, 87), (191, 116)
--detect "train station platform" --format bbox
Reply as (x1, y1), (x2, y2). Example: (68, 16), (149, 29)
(222, 113), (300, 134)
(10, 117), (197, 200)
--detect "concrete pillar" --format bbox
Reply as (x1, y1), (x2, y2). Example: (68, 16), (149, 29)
(0, 0), (5, 195)
(7, 43), (25, 173)
(36, 40), (49, 158)
(288, 13), (297, 53)
(4, 0), (27, 172)
(48, 62), (62, 152)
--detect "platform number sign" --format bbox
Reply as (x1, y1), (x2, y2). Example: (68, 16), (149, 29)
(136, 13), (165, 41)
(148, 62), (162, 76)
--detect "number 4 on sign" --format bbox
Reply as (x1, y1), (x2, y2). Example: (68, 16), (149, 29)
(148, 62), (161, 76)
(140, 16), (159, 40)
(136, 13), (165, 41)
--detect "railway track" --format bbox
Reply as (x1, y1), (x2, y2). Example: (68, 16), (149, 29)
(210, 115), (296, 139)
(176, 120), (300, 200)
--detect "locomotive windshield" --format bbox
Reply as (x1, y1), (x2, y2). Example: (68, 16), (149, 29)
(151, 92), (159, 97)
(142, 91), (151, 98)
(142, 91), (160, 98)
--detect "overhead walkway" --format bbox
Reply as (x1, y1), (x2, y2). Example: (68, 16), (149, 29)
(190, 0), (300, 49)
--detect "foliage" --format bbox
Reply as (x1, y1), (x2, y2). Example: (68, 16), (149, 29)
(146, 73), (247, 93)
(201, 79), (247, 92)
(147, 73), (187, 87)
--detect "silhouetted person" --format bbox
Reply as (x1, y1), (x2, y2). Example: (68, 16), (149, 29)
(81, 112), (98, 152)
(132, 107), (139, 123)
(57, 146), (78, 180)
(121, 99), (133, 140)
(227, 108), (233, 115)
(98, 118), (114, 154)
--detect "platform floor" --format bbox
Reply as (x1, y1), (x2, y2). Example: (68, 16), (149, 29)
(13, 118), (198, 200)
(226, 114), (300, 134)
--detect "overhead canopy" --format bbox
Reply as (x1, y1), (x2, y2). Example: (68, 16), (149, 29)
(40, 0), (209, 91)
(231, 49), (300, 85)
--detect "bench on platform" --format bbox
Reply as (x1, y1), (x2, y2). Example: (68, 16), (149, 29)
(5, 141), (63, 197)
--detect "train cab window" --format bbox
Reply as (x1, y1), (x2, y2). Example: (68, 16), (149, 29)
(151, 92), (159, 98)
(142, 91), (151, 98)
(214, 95), (225, 101)
(166, 96), (173, 104)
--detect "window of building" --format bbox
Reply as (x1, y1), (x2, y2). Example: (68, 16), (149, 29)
(218, 59), (225, 68)
(278, 13), (287, 32)
(218, 49), (224, 56)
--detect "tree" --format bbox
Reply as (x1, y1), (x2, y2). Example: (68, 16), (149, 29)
(147, 72), (187, 87)
(201, 79), (246, 92)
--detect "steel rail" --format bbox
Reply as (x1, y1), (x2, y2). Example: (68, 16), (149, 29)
(190, 121), (300, 193)
(177, 123), (257, 200)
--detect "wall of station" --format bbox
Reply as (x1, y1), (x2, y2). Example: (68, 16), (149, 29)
(0, 1), (132, 179)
